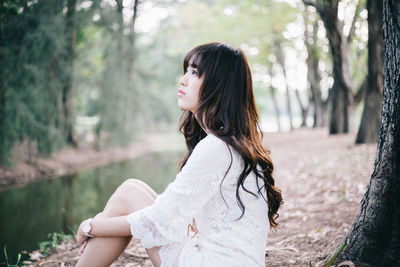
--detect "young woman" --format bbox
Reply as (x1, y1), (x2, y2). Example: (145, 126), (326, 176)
(76, 42), (283, 267)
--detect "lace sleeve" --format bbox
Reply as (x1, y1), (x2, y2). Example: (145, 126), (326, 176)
(126, 135), (231, 248)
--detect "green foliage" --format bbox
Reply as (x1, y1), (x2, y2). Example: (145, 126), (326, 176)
(38, 232), (69, 256)
(1, 246), (22, 267)
(0, 0), (70, 164)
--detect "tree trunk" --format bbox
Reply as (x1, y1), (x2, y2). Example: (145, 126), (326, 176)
(62, 0), (77, 146)
(127, 0), (139, 83)
(295, 89), (308, 127)
(303, 0), (353, 134)
(0, 10), (7, 164)
(338, 0), (400, 265)
(355, 0), (383, 144)
(324, 7), (352, 134)
(303, 11), (326, 128)
(275, 37), (293, 131)
(269, 85), (281, 132)
(116, 0), (124, 69)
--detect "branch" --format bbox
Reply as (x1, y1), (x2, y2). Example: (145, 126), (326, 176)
(347, 0), (364, 43)
(302, 0), (330, 18)
(353, 77), (368, 105)
(303, 0), (322, 12)
(302, 0), (317, 8)
(295, 89), (307, 112)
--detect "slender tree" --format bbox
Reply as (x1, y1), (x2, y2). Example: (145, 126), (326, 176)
(269, 85), (282, 132)
(0, 3), (7, 164)
(274, 36), (293, 131)
(294, 88), (309, 127)
(338, 0), (400, 264)
(62, 0), (77, 146)
(355, 0), (383, 144)
(303, 8), (328, 127)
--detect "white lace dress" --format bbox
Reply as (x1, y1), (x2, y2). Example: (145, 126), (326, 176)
(126, 134), (269, 267)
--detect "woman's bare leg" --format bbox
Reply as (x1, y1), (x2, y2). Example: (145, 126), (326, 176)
(76, 179), (161, 267)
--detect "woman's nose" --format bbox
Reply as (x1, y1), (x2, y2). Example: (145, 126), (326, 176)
(179, 75), (187, 86)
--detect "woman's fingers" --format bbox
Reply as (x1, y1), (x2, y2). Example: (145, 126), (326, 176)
(76, 221), (85, 245)
(79, 239), (88, 255)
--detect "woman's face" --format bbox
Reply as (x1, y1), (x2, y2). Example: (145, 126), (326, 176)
(178, 62), (204, 113)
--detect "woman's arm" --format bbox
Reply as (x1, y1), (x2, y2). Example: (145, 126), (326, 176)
(76, 216), (131, 245)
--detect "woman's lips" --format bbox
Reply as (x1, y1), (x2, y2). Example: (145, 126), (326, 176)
(178, 90), (185, 96)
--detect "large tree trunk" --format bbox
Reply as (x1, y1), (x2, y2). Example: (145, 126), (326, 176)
(62, 0), (77, 146)
(355, 0), (383, 144)
(338, 0), (400, 265)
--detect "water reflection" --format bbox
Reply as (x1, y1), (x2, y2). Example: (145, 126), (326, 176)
(0, 150), (182, 263)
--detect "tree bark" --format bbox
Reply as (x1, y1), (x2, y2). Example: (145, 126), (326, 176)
(62, 0), (77, 146)
(355, 0), (383, 144)
(338, 0), (400, 265)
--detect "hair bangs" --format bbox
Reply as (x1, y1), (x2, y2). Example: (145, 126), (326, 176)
(183, 48), (205, 77)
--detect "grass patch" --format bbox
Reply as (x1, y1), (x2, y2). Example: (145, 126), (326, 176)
(38, 231), (71, 256)
(1, 246), (23, 267)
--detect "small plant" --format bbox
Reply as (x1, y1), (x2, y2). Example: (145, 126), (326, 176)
(326, 242), (348, 267)
(38, 232), (69, 256)
(1, 246), (23, 267)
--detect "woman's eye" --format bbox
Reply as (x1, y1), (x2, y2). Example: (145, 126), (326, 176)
(191, 69), (198, 76)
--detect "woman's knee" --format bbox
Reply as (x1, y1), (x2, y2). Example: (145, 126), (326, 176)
(105, 182), (154, 216)
(123, 178), (158, 199)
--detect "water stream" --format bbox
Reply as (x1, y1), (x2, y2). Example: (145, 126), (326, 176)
(0, 150), (182, 263)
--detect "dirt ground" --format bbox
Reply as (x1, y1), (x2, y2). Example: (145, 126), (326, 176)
(20, 128), (377, 266)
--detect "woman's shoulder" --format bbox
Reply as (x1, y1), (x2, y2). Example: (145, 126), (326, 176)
(195, 133), (229, 153)
(186, 133), (231, 166)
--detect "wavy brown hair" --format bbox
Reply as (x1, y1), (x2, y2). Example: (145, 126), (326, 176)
(178, 42), (283, 229)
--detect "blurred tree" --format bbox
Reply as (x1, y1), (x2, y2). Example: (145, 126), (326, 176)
(303, 7), (328, 127)
(303, 0), (365, 134)
(355, 0), (383, 144)
(0, 0), (71, 164)
(294, 88), (309, 127)
(274, 35), (294, 130)
(63, 0), (77, 146)
(338, 0), (400, 264)
(265, 62), (282, 131)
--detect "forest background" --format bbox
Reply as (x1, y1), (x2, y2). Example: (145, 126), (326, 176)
(0, 0), (379, 167)
(2, 0), (397, 266)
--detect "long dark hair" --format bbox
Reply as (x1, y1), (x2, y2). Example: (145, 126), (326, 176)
(179, 42), (283, 229)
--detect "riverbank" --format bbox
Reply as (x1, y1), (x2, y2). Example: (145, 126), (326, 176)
(0, 133), (184, 192)
(12, 128), (377, 266)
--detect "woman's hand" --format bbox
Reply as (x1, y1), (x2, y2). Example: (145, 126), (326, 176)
(76, 219), (90, 246)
